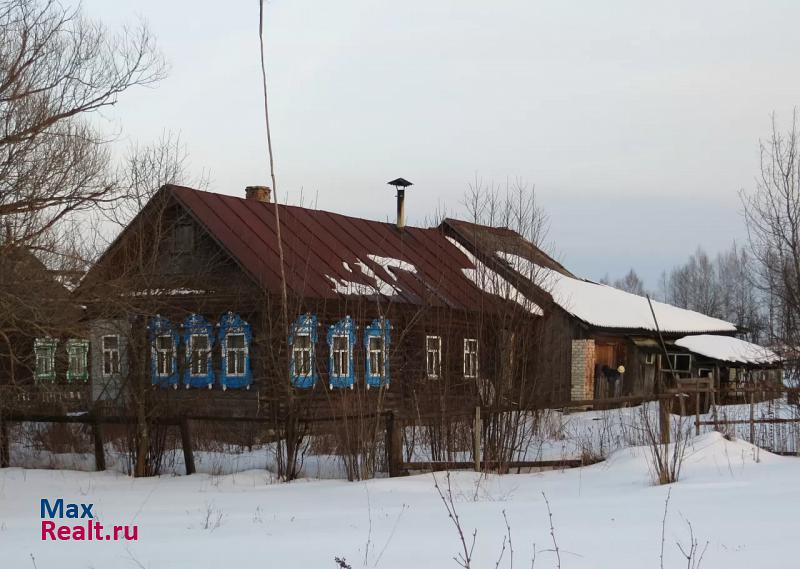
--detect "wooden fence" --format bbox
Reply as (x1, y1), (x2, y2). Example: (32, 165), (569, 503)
(1, 385), (797, 476)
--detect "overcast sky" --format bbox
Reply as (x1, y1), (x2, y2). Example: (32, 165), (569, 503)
(79, 0), (800, 289)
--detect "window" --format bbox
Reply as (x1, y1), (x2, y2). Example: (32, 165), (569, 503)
(183, 314), (214, 388)
(156, 335), (174, 377)
(173, 222), (194, 254)
(189, 334), (210, 376)
(327, 316), (355, 389)
(226, 333), (247, 376)
(293, 334), (312, 377)
(368, 336), (385, 378)
(290, 314), (317, 389)
(667, 353), (691, 372)
(102, 335), (120, 377)
(644, 353), (656, 365)
(464, 338), (479, 378)
(331, 335), (349, 377)
(364, 318), (390, 387)
(34, 338), (57, 381)
(426, 336), (441, 378)
(66, 340), (89, 382)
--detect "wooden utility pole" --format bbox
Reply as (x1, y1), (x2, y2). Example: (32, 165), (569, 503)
(647, 295), (674, 446)
(259, 0), (295, 482)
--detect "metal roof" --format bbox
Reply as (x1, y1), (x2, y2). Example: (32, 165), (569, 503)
(169, 185), (522, 312)
(442, 217), (738, 335)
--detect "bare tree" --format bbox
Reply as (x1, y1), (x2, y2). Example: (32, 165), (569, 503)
(663, 247), (719, 316)
(612, 269), (646, 296)
(742, 111), (800, 357)
(0, 0), (165, 250)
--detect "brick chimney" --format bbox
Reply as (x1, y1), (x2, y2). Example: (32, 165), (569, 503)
(245, 185), (271, 203)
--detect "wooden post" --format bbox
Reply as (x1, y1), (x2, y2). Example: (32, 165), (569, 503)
(0, 417), (9, 468)
(749, 389), (756, 444)
(473, 406), (481, 472)
(695, 390), (701, 436)
(92, 420), (105, 472)
(659, 396), (671, 445)
(385, 412), (404, 477)
(180, 418), (196, 475)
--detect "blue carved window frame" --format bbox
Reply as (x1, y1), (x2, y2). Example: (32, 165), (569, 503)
(148, 316), (178, 388)
(327, 316), (355, 389)
(289, 314), (317, 389)
(219, 312), (253, 390)
(183, 314), (215, 389)
(364, 318), (391, 388)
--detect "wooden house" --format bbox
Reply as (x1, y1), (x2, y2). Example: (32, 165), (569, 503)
(72, 184), (546, 425)
(0, 246), (87, 413)
(439, 218), (756, 404)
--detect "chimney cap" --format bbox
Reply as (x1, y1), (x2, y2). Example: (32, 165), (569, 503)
(387, 177), (413, 189)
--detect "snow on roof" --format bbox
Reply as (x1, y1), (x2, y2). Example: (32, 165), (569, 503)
(674, 335), (782, 365)
(447, 238), (542, 315)
(497, 252), (736, 333)
(366, 255), (417, 280)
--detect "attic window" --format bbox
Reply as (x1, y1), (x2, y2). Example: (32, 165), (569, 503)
(173, 222), (194, 254)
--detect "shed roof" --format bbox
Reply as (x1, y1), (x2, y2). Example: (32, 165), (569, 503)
(442, 218), (737, 335)
(169, 185), (537, 312)
(675, 335), (782, 366)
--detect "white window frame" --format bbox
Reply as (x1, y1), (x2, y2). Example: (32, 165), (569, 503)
(368, 335), (386, 378)
(292, 333), (313, 377)
(463, 338), (479, 379)
(426, 335), (441, 379)
(189, 333), (211, 377)
(155, 334), (175, 378)
(101, 335), (120, 377)
(331, 334), (350, 378)
(226, 332), (248, 377)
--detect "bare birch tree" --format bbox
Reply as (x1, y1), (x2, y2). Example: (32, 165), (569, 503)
(742, 111), (800, 359)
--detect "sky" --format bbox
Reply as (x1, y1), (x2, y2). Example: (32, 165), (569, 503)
(78, 0), (800, 288)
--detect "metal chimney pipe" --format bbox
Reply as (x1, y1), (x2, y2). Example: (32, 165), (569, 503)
(387, 178), (413, 230)
(396, 188), (405, 229)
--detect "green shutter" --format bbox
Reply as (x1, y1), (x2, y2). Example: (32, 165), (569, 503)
(66, 339), (89, 382)
(34, 338), (57, 382)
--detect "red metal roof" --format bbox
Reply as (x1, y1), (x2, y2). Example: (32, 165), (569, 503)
(169, 185), (520, 312)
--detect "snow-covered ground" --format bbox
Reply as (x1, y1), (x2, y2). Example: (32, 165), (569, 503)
(1, 431), (798, 569)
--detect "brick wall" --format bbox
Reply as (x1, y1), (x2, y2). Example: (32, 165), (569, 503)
(570, 339), (595, 401)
